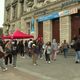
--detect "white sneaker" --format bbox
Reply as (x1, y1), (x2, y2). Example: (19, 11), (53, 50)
(33, 63), (38, 66)
(48, 61), (51, 64)
(2, 68), (8, 72)
(14, 67), (16, 68)
(40, 57), (43, 59)
(22, 57), (25, 58)
(33, 64), (36, 66)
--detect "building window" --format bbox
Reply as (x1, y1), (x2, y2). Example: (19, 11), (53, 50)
(20, 2), (24, 16)
(13, 7), (16, 19)
(12, 5), (17, 19)
(6, 9), (10, 21)
(26, 22), (30, 34)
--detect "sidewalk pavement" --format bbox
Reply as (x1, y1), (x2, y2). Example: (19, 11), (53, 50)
(0, 52), (80, 80)
(16, 53), (80, 80)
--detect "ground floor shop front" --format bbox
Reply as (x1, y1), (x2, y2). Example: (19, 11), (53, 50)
(36, 9), (80, 43)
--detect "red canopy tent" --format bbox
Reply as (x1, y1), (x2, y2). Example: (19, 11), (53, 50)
(2, 34), (12, 39)
(12, 30), (34, 39)
(1, 30), (34, 39)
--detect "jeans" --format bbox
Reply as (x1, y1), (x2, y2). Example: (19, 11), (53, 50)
(13, 55), (17, 67)
(63, 48), (68, 58)
(76, 51), (80, 61)
(0, 58), (6, 69)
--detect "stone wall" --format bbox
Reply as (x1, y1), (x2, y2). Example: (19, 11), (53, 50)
(60, 16), (71, 43)
(43, 20), (52, 43)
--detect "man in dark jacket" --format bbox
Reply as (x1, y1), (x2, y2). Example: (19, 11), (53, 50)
(11, 40), (18, 68)
(74, 37), (80, 63)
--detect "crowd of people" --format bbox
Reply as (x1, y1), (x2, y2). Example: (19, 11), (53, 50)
(0, 35), (80, 72)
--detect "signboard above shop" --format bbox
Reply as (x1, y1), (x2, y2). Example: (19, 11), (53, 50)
(59, 8), (78, 17)
(37, 12), (59, 22)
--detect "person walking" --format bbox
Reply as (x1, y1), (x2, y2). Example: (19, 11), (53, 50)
(45, 42), (51, 63)
(0, 43), (7, 71)
(5, 40), (12, 66)
(19, 40), (25, 58)
(62, 40), (69, 58)
(51, 39), (58, 61)
(73, 37), (80, 63)
(31, 44), (38, 65)
(11, 40), (18, 68)
(28, 39), (33, 57)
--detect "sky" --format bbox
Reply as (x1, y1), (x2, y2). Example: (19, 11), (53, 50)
(0, 0), (4, 27)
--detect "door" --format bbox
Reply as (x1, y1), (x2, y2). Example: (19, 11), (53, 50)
(38, 22), (43, 37)
(52, 19), (60, 43)
(71, 14), (80, 40)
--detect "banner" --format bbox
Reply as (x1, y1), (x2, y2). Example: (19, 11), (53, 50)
(59, 8), (78, 17)
(31, 17), (35, 33)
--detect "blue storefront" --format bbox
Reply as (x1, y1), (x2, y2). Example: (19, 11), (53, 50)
(37, 12), (59, 22)
(37, 12), (60, 42)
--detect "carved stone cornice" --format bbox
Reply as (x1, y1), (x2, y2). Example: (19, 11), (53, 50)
(12, 0), (18, 7)
(19, 0), (24, 3)
(27, 2), (34, 7)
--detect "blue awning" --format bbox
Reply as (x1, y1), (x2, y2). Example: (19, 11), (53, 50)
(37, 12), (59, 22)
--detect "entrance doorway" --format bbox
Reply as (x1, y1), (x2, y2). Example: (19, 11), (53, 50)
(71, 13), (80, 40)
(52, 18), (60, 43)
(79, 28), (80, 35)
(38, 22), (43, 37)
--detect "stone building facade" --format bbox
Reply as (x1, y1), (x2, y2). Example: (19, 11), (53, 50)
(3, 0), (80, 43)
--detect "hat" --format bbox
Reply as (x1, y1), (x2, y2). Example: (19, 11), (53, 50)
(32, 44), (36, 47)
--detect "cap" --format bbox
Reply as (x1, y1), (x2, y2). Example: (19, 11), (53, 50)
(32, 44), (36, 47)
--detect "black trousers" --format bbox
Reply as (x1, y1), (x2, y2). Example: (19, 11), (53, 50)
(45, 53), (50, 61)
(5, 54), (12, 65)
